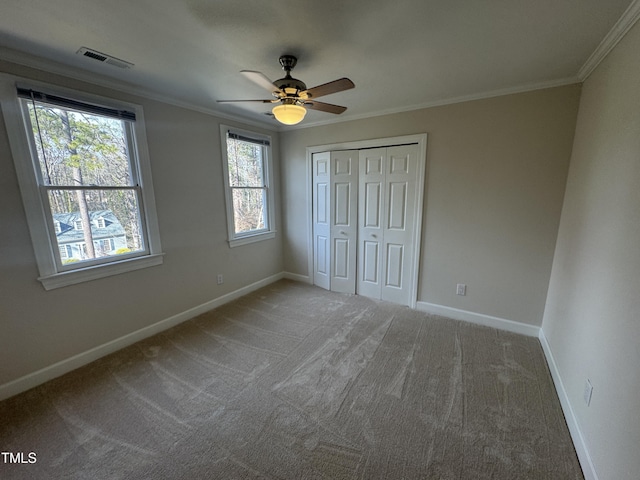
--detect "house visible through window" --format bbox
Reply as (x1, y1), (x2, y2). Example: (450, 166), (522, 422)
(220, 126), (275, 247)
(1, 75), (163, 289)
(54, 210), (127, 264)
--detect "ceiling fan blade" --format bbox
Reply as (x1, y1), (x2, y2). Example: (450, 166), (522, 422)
(217, 99), (276, 103)
(240, 70), (281, 94)
(302, 78), (355, 99)
(304, 100), (347, 114)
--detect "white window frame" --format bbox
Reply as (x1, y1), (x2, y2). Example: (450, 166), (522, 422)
(220, 125), (276, 247)
(0, 74), (164, 290)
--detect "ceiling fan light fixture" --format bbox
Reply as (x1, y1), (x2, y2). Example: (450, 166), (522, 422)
(272, 104), (306, 125)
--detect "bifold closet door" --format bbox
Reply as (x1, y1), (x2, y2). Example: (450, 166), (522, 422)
(358, 148), (385, 299)
(312, 152), (331, 290)
(312, 150), (358, 294)
(358, 144), (419, 305)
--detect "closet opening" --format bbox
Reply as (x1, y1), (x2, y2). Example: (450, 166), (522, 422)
(306, 134), (427, 308)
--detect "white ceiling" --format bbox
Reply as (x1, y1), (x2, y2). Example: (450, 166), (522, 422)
(0, 0), (634, 129)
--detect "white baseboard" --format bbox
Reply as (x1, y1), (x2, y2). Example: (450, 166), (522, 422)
(538, 329), (598, 480)
(282, 272), (312, 284)
(0, 272), (285, 401)
(415, 301), (540, 337)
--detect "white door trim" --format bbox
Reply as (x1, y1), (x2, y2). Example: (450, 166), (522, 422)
(306, 133), (427, 308)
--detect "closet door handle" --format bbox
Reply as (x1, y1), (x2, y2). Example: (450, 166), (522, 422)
(371, 233), (377, 239)
(340, 230), (347, 235)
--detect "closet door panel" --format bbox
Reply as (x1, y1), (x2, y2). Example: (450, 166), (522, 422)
(362, 241), (379, 283)
(334, 237), (350, 279)
(358, 148), (386, 299)
(330, 150), (358, 294)
(387, 182), (407, 230)
(380, 144), (419, 305)
(364, 183), (381, 227)
(312, 152), (331, 290)
(385, 243), (404, 288)
(316, 236), (329, 275)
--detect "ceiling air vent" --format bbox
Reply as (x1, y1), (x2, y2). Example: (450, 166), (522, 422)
(76, 47), (134, 69)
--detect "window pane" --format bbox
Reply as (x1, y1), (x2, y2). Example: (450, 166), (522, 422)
(48, 189), (144, 264)
(226, 138), (264, 187)
(232, 188), (267, 234)
(26, 101), (133, 187)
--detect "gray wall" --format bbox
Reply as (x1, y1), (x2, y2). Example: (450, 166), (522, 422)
(0, 60), (283, 386)
(280, 85), (581, 325)
(542, 19), (640, 480)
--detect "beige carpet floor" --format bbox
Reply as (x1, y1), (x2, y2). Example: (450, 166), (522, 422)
(0, 280), (583, 479)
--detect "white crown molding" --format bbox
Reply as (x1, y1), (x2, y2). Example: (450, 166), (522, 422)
(288, 76), (580, 131)
(0, 46), (278, 132)
(578, 0), (640, 81)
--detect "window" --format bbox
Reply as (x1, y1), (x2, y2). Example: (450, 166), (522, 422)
(220, 126), (275, 247)
(1, 75), (163, 289)
(59, 245), (71, 259)
(95, 238), (115, 254)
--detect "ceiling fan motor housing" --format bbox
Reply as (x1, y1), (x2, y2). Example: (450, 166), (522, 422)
(274, 77), (307, 93)
(274, 55), (307, 97)
(279, 55), (297, 71)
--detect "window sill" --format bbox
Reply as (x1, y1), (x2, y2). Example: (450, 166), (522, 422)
(38, 253), (165, 290)
(228, 231), (276, 248)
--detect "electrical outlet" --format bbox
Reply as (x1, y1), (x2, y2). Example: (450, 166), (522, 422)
(217, 274), (224, 285)
(583, 379), (593, 406)
(456, 283), (466, 296)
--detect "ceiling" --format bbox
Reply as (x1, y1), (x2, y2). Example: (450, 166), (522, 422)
(0, 0), (634, 129)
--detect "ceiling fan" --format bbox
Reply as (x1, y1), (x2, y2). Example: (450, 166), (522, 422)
(217, 55), (355, 125)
